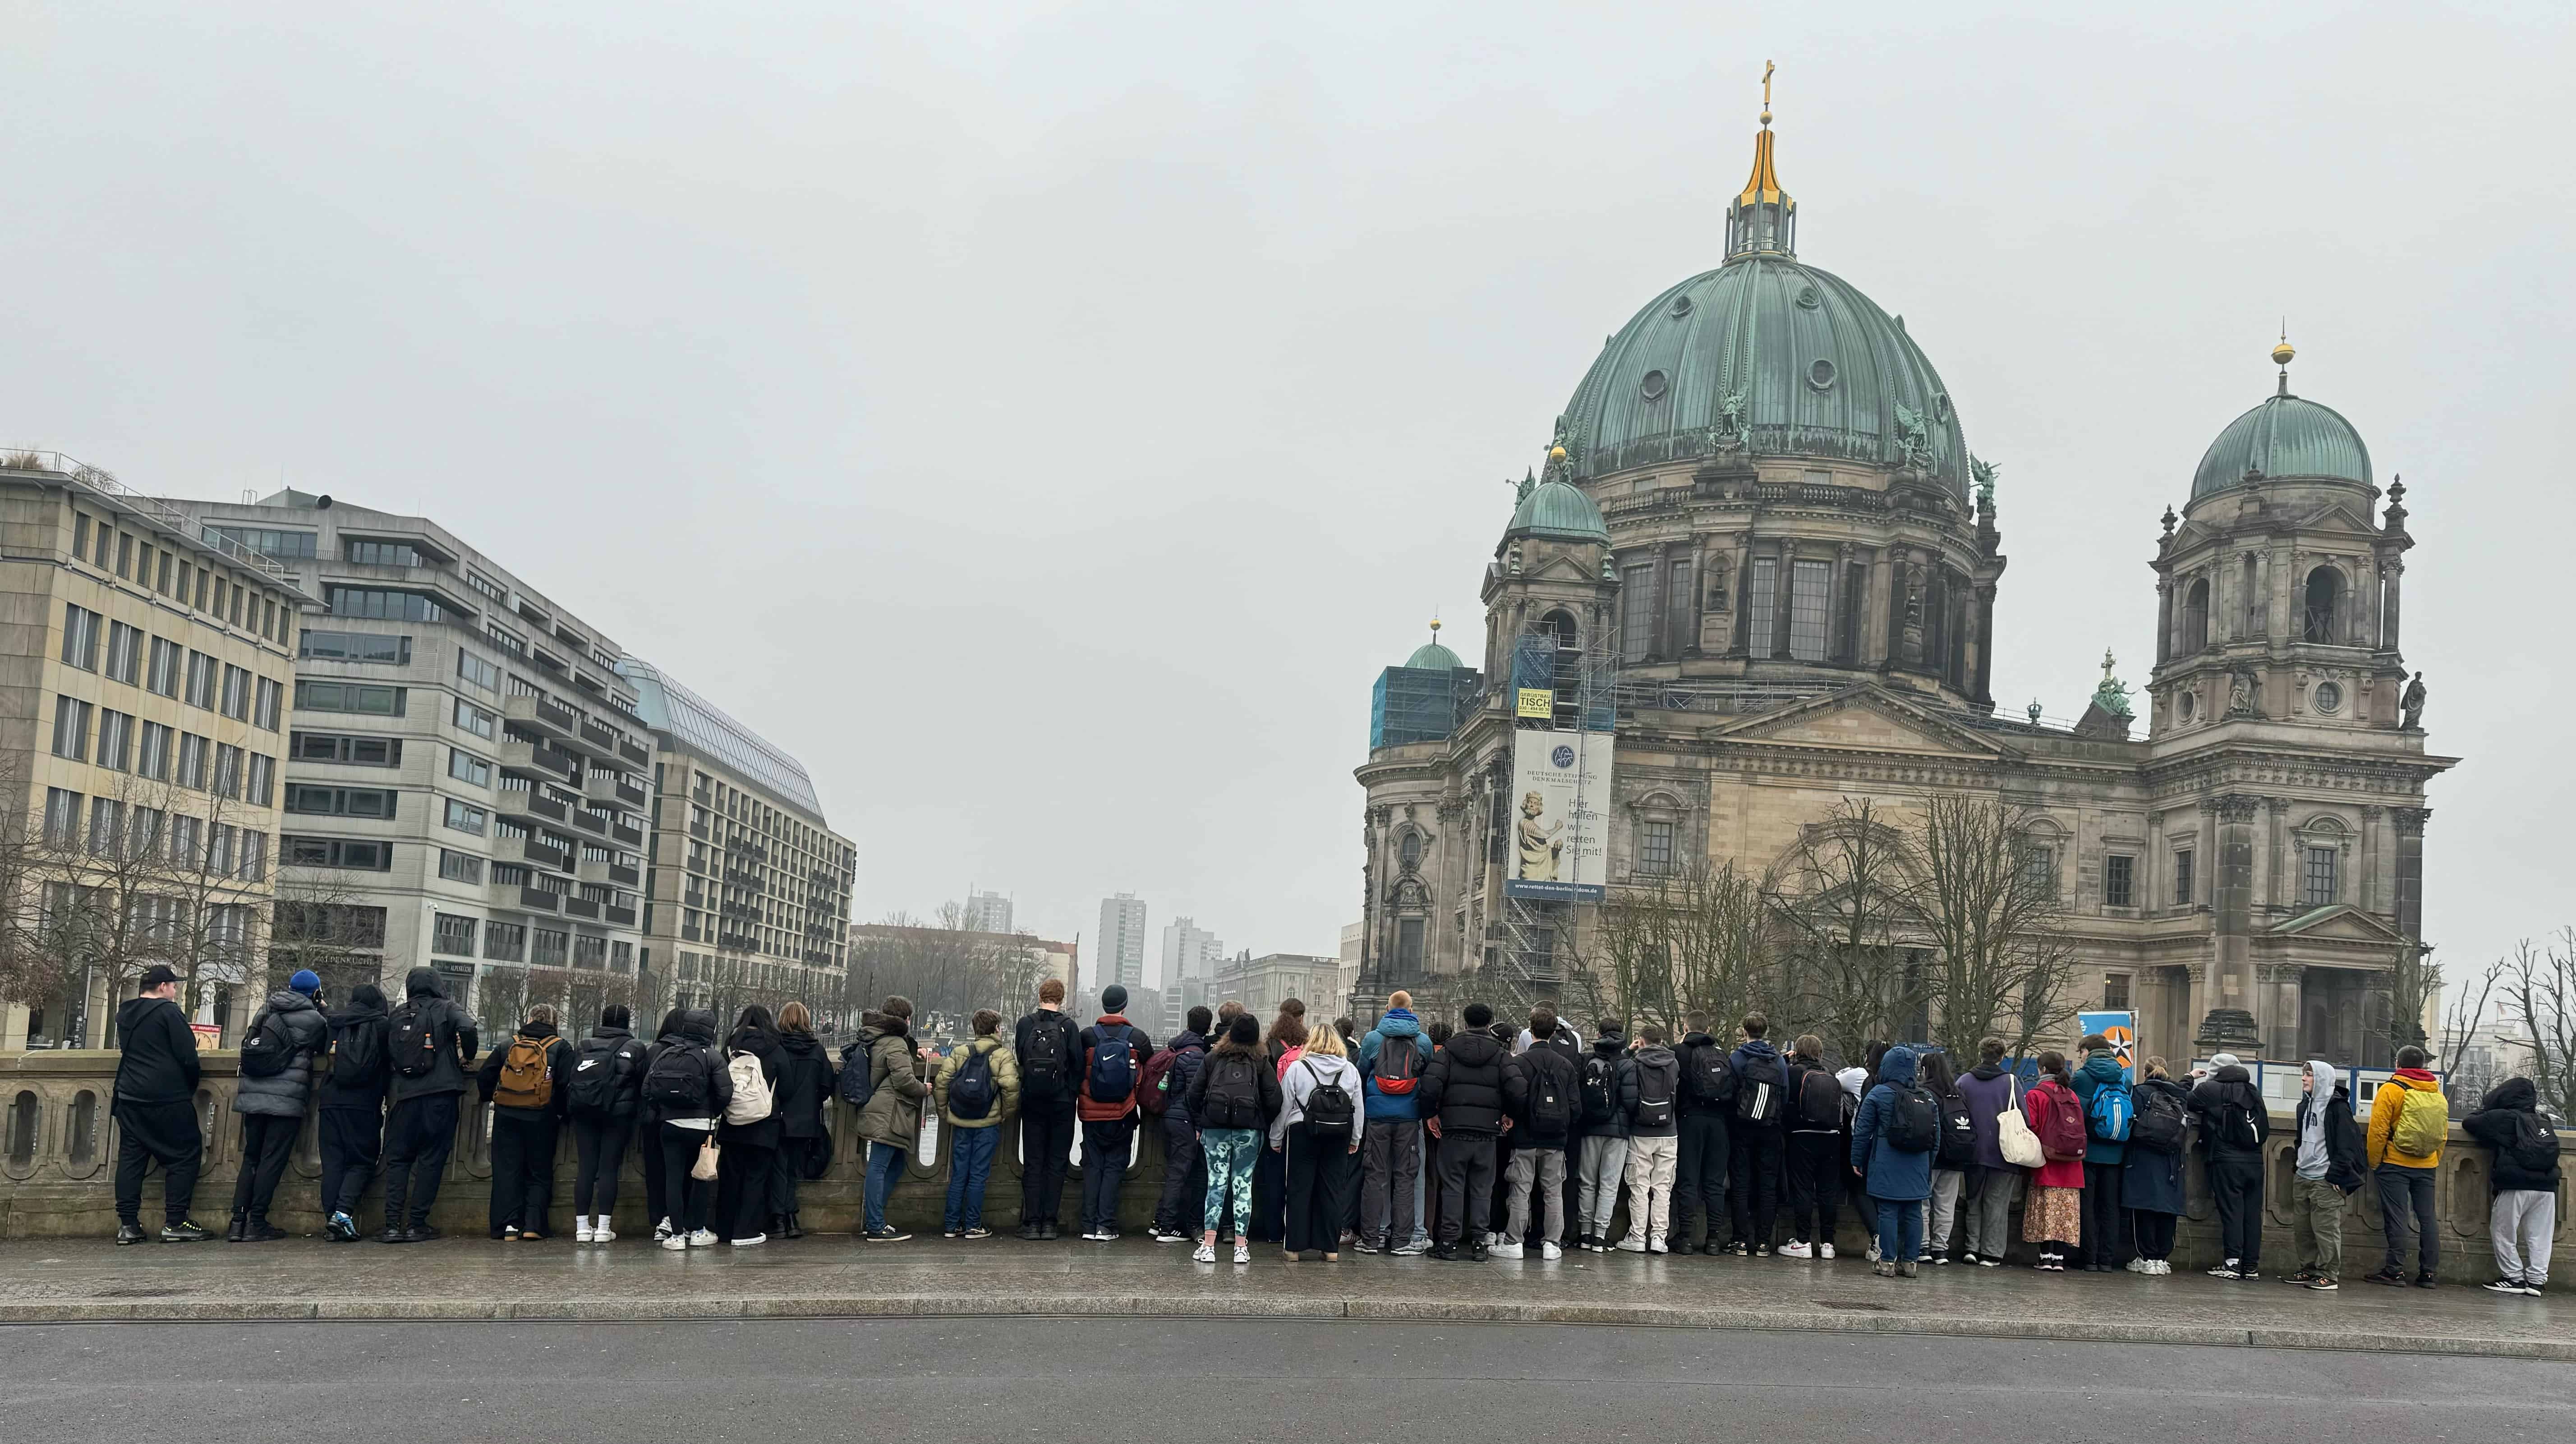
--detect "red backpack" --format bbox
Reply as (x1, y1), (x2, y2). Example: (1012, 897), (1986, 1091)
(1137, 1047), (1179, 1116)
(2033, 1078), (2089, 1163)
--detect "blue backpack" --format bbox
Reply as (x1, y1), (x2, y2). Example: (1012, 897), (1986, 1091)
(2086, 1079), (2134, 1143)
(1086, 1025), (1136, 1104)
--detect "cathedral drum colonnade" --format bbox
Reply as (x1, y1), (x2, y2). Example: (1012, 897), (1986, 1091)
(1352, 74), (2452, 1070)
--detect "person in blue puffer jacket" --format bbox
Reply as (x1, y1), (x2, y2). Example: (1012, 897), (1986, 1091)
(1851, 1044), (1933, 1276)
(2068, 1035), (2133, 1271)
(1354, 991), (1433, 1254)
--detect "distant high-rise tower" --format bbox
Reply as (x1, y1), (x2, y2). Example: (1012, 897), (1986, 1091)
(1097, 893), (1148, 994)
(965, 889), (1014, 935)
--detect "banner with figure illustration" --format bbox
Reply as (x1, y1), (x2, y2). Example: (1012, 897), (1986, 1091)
(2079, 1010), (2136, 1081)
(1504, 729), (1613, 901)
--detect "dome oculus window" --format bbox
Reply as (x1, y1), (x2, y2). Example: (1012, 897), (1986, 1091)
(1795, 285), (1822, 310)
(1669, 295), (1693, 318)
(2312, 681), (2342, 715)
(2178, 691), (2197, 722)
(1807, 359), (1836, 391)
(1639, 369), (1669, 402)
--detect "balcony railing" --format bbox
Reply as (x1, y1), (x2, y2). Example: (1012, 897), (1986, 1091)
(579, 718), (618, 751)
(603, 904), (637, 927)
(561, 895), (601, 921)
(517, 886), (562, 914)
(607, 863), (639, 888)
(612, 821), (642, 847)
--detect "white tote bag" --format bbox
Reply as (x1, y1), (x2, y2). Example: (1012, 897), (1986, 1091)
(1995, 1076), (2045, 1168)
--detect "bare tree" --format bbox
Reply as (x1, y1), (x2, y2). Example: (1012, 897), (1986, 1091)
(1583, 859), (1772, 1035)
(268, 868), (386, 1002)
(2382, 942), (2441, 1061)
(1765, 798), (1922, 1063)
(2497, 929), (2576, 1122)
(1909, 794), (2085, 1061)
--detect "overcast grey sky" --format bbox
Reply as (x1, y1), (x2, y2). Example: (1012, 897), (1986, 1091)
(4, 3), (2569, 994)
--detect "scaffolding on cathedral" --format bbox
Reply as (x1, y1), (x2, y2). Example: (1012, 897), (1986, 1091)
(1483, 616), (1619, 1021)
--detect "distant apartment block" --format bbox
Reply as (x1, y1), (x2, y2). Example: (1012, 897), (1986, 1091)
(1097, 892), (1147, 994)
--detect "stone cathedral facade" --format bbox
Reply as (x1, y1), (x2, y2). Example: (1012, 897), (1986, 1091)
(1353, 100), (2453, 1068)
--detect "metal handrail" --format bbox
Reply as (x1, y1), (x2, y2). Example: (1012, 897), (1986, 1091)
(1, 448), (304, 589)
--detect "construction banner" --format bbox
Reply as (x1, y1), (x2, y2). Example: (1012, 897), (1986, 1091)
(1504, 729), (1612, 901)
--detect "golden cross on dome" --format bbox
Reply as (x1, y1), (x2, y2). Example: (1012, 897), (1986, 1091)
(1763, 60), (1775, 110)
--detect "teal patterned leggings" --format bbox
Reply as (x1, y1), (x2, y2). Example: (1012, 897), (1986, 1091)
(1200, 1127), (1260, 1235)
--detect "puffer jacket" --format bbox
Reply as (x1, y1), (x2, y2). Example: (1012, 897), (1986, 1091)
(2122, 1078), (2191, 1214)
(853, 1013), (929, 1146)
(2069, 1049), (2130, 1165)
(1851, 1045), (1933, 1200)
(1357, 1009), (1432, 1121)
(2464, 1077), (2562, 1195)
(934, 1034), (1023, 1128)
(232, 990), (330, 1118)
(1420, 1027), (1509, 1136)
(1618, 1043), (1682, 1138)
(2367, 1069), (2447, 1169)
(2189, 1063), (2269, 1163)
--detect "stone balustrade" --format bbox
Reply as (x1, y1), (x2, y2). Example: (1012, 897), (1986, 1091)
(4, 1049), (2566, 1282)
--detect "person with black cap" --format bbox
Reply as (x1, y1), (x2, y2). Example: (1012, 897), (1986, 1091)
(111, 965), (208, 1243)
(226, 968), (331, 1241)
(381, 966), (478, 1242)
(1075, 983), (1154, 1241)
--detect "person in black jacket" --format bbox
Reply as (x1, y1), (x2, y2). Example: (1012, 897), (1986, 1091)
(382, 967), (478, 1243)
(1496, 1006), (1578, 1260)
(2188, 1052), (2271, 1279)
(1672, 1013), (1733, 1255)
(1012, 978), (1083, 1240)
(477, 1004), (571, 1239)
(1780, 1033), (1844, 1260)
(715, 1004), (786, 1246)
(652, 1008), (734, 1249)
(111, 965), (208, 1244)
(318, 982), (391, 1243)
(226, 970), (330, 1241)
(639, 1008), (688, 1241)
(568, 1003), (649, 1244)
(768, 1001), (835, 1239)
(1419, 1002), (1511, 1260)
(1148, 1007), (1213, 1243)
(2465, 1077), (2562, 1296)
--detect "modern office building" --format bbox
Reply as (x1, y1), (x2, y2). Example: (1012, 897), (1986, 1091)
(616, 657), (854, 1022)
(1096, 892), (1147, 996)
(166, 490), (652, 1022)
(1, 453), (306, 1048)
(963, 889), (1013, 935)
(1157, 915), (1222, 1036)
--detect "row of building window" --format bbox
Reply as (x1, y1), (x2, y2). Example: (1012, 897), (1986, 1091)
(79, 511), (294, 646)
(63, 605), (283, 727)
(1619, 830), (2340, 910)
(51, 698), (275, 802)
(42, 788), (267, 879)
(427, 911), (632, 969)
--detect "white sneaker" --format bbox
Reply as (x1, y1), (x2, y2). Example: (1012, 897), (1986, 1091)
(1867, 1241), (1881, 1262)
(1648, 1237), (1669, 1255)
(659, 1234), (688, 1251)
(729, 1233), (767, 1247)
(1233, 1241), (1251, 1265)
(653, 1217), (674, 1242)
(1392, 1239), (1429, 1257)
(1192, 1240), (1216, 1263)
(1490, 1241), (1525, 1259)
(575, 1220), (596, 1243)
(1818, 1242), (1836, 1260)
(687, 1229), (718, 1248)
(1541, 1241), (1563, 1261)
(1778, 1240), (1813, 1259)
(593, 1226), (616, 1243)
(1615, 1235), (1648, 1253)
(2126, 1257), (2147, 1273)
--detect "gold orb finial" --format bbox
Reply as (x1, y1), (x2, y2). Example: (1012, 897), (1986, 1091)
(1428, 617), (1442, 635)
(1548, 444), (1568, 463)
(2272, 319), (2294, 368)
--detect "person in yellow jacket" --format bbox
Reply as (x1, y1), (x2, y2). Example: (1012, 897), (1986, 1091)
(2362, 1046), (2447, 1288)
(933, 1010), (1022, 1239)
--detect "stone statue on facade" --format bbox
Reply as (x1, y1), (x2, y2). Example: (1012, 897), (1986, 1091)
(1703, 390), (1751, 456)
(2226, 667), (2260, 718)
(1894, 402), (1933, 471)
(2401, 671), (2427, 729)
(1969, 454), (1999, 507)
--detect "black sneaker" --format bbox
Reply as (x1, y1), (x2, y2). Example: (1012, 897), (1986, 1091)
(408, 1225), (444, 1243)
(2364, 1268), (2408, 1287)
(2414, 1274), (2439, 1289)
(1756, 1244), (1772, 1258)
(244, 1222), (288, 1243)
(1429, 1243), (1459, 1260)
(160, 1220), (209, 1243)
(1017, 1223), (1042, 1241)
(1731, 1242), (1751, 1257)
(1039, 1223), (1059, 1241)
(226, 1217), (247, 1243)
(115, 1223), (147, 1246)
(863, 1226), (910, 1243)
(943, 1228), (965, 1239)
(381, 1227), (411, 1244)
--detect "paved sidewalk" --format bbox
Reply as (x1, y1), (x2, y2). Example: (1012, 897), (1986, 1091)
(0, 1235), (2561, 1360)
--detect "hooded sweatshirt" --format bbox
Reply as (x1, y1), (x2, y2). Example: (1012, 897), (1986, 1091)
(1582, 1034), (1631, 1140)
(1851, 1045), (1932, 1201)
(475, 1018), (570, 1122)
(1675, 1030), (1730, 1116)
(2292, 1059), (2367, 1192)
(1272, 1048), (1366, 1150)
(2464, 1077), (2563, 1195)
(2188, 1062), (2269, 1163)
(772, 1029), (834, 1138)
(320, 994), (392, 1112)
(2367, 1068), (2446, 1169)
(1958, 1061), (2018, 1170)
(1728, 1038), (1787, 1131)
(233, 989), (331, 1118)
(387, 968), (479, 1108)
(1357, 1008), (1432, 1121)
(1618, 1042), (1682, 1138)
(651, 1009), (732, 1128)
(2295, 1059), (2337, 1180)
(112, 994), (202, 1109)
(2069, 1049), (2130, 1165)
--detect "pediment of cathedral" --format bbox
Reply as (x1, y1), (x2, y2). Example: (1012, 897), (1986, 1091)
(1701, 685), (2017, 760)
(2265, 903), (2410, 946)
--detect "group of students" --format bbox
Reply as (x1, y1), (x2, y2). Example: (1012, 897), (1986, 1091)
(106, 966), (2562, 1298)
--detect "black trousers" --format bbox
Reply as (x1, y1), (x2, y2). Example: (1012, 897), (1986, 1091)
(1675, 1111), (1731, 1248)
(771, 1135), (824, 1217)
(1080, 1119), (1132, 1230)
(1730, 1126), (1783, 1248)
(2133, 1208), (2178, 1261)
(570, 1113), (630, 1218)
(317, 1106), (380, 1219)
(2080, 1161), (2130, 1266)
(381, 1093), (459, 1230)
(228, 1113), (299, 1223)
(112, 1099), (202, 1227)
(658, 1123), (715, 1232)
(1435, 1133), (1498, 1245)
(1019, 1099), (1076, 1224)
(2209, 1154), (2264, 1270)
(716, 1139), (777, 1241)
(1283, 1131), (1359, 1253)
(1251, 1133), (1286, 1241)
(488, 1113), (559, 1235)
(1154, 1114), (1202, 1232)
(1784, 1131), (1843, 1244)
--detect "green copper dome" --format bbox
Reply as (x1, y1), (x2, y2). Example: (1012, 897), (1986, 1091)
(2190, 390), (2372, 499)
(1505, 477), (1610, 543)
(1558, 257), (1970, 497)
(1405, 640), (1466, 670)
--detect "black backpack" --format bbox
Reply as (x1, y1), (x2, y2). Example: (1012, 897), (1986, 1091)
(1297, 1059), (1356, 1140)
(1734, 1049), (1785, 1123)
(1796, 1067), (1845, 1129)
(389, 1002), (443, 1079)
(642, 1041), (712, 1112)
(1884, 1085), (1940, 1153)
(1579, 1055), (1620, 1125)
(1935, 1088), (1977, 1168)
(568, 1035), (633, 1114)
(836, 1039), (877, 1108)
(1020, 1013), (1073, 1101)
(2130, 1083), (2188, 1152)
(949, 1044), (998, 1121)
(1525, 1057), (1573, 1140)
(1199, 1052), (1263, 1130)
(2210, 1088), (2263, 1151)
(238, 1008), (297, 1079)
(327, 1014), (386, 1092)
(1682, 1043), (1735, 1110)
(1631, 1060), (1677, 1131)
